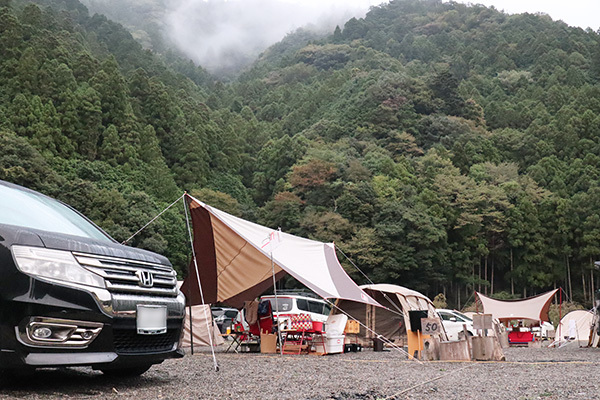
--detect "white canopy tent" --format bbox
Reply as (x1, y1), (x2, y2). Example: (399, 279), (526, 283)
(476, 290), (558, 323)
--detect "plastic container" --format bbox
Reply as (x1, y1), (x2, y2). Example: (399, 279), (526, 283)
(314, 334), (345, 354)
(312, 321), (323, 332)
(373, 337), (384, 352)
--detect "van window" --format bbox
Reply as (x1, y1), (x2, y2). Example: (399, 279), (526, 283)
(0, 184), (112, 242)
(308, 300), (325, 314)
(297, 298), (309, 312)
(267, 298), (293, 312)
(297, 299), (330, 315)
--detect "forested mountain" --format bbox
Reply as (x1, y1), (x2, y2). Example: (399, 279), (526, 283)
(1, 0), (600, 308)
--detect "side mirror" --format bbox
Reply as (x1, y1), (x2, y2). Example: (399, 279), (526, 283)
(450, 317), (457, 322)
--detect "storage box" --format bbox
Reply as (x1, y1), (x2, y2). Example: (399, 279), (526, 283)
(260, 333), (277, 354)
(345, 320), (360, 334)
(313, 334), (345, 354)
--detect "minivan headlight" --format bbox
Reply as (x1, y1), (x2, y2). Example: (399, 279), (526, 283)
(12, 245), (106, 288)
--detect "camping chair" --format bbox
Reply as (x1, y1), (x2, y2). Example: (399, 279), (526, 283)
(257, 300), (274, 334)
(224, 322), (247, 353)
(239, 300), (262, 351)
(282, 314), (313, 354)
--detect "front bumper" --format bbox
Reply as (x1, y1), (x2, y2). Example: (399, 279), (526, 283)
(0, 279), (186, 370)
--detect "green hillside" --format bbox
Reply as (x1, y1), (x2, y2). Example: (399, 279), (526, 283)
(1, 0), (600, 307)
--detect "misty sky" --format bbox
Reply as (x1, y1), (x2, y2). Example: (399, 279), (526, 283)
(448, 0), (600, 31)
(165, 0), (599, 74)
(166, 0), (384, 73)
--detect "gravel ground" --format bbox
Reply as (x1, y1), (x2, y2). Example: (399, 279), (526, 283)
(2, 344), (600, 400)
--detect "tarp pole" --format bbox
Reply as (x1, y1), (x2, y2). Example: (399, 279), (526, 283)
(558, 287), (563, 344)
(184, 194), (219, 371)
(271, 250), (284, 356)
(188, 304), (194, 355)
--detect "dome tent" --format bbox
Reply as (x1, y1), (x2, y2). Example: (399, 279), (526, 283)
(333, 284), (447, 346)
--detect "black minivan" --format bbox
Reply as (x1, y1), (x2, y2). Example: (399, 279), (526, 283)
(0, 180), (185, 376)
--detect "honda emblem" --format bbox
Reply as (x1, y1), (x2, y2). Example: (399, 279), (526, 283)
(136, 270), (154, 287)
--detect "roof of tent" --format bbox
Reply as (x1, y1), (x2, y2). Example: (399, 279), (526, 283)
(476, 289), (558, 322)
(180, 194), (381, 309)
(361, 283), (430, 301)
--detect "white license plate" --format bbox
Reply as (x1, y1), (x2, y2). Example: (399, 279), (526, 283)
(136, 305), (167, 335)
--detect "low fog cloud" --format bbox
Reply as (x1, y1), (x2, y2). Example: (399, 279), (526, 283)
(165, 0), (386, 74)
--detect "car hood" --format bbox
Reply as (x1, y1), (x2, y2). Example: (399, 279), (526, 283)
(0, 223), (171, 267)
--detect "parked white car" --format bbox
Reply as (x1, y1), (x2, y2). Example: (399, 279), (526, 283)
(260, 293), (332, 329)
(437, 309), (475, 341)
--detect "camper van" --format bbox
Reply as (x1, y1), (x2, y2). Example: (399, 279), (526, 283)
(260, 293), (331, 329)
(0, 180), (186, 377)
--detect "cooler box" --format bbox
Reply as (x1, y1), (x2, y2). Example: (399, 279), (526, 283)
(313, 334), (345, 354)
(312, 314), (347, 354)
(326, 314), (348, 335)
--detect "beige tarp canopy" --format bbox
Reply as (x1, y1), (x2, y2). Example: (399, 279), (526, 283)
(476, 290), (558, 322)
(335, 284), (447, 344)
(181, 194), (381, 309)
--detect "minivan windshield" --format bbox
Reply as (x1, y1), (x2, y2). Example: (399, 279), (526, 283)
(0, 183), (113, 243)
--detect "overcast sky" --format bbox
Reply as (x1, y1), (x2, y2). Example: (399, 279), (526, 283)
(447, 0), (600, 31)
(166, 0), (382, 73)
(165, 0), (599, 74)
(281, 0), (599, 31)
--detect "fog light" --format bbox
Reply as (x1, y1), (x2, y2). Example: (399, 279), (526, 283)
(20, 317), (103, 348)
(81, 330), (94, 340)
(32, 327), (53, 339)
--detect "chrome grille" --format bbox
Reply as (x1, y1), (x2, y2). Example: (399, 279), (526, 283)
(73, 252), (178, 296)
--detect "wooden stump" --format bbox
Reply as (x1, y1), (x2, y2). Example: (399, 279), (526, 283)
(472, 336), (506, 361)
(439, 340), (470, 361)
(422, 336), (440, 361)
